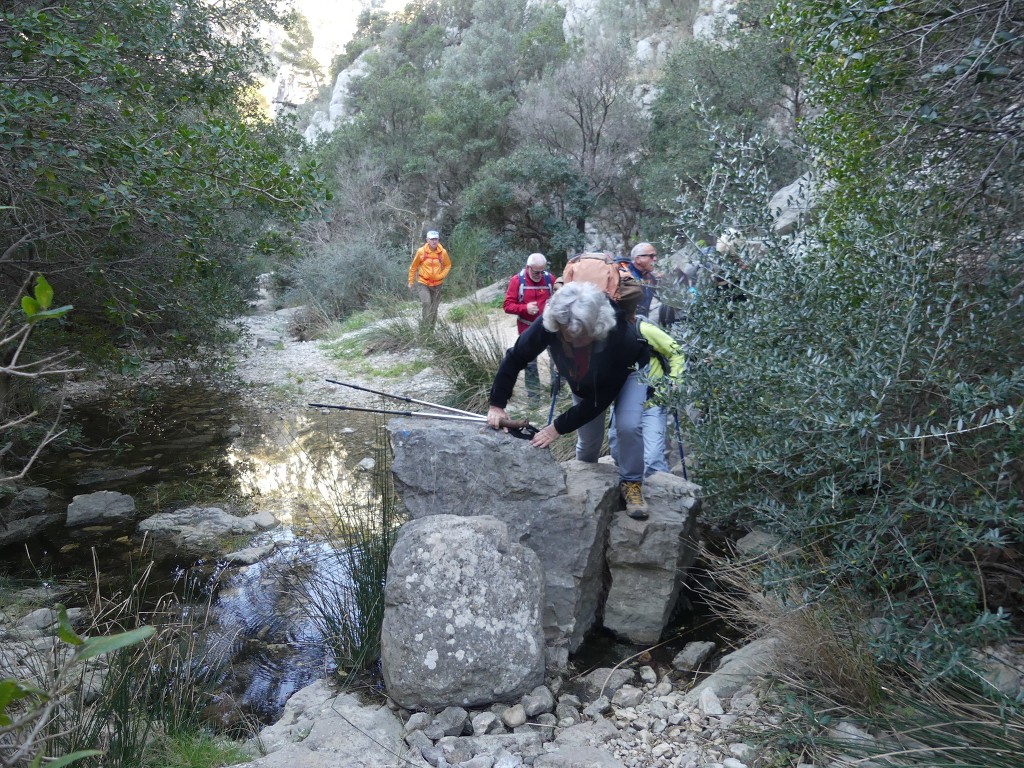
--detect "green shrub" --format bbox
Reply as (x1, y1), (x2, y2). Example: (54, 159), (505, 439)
(668, 93), (1022, 673)
(281, 243), (410, 325)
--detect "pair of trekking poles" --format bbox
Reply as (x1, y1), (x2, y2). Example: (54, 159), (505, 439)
(310, 379), (539, 440)
(312, 376), (688, 480)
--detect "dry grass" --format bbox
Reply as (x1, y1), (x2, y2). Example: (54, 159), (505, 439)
(696, 545), (1024, 768)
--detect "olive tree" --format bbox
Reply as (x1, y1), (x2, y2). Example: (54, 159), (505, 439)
(515, 39), (649, 249)
(671, 0), (1023, 676)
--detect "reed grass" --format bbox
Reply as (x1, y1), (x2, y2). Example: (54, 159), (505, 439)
(422, 319), (507, 414)
(0, 554), (241, 768)
(293, 420), (403, 677)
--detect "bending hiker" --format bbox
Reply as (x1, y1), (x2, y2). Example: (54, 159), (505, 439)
(408, 230), (451, 331)
(503, 253), (555, 404)
(609, 318), (684, 477)
(487, 282), (653, 519)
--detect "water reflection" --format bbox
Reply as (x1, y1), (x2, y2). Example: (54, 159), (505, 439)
(8, 384), (391, 725)
(226, 411), (371, 530)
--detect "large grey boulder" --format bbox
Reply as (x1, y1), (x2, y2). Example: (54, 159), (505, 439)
(603, 472), (700, 644)
(136, 506), (258, 557)
(387, 420), (618, 652)
(381, 515), (546, 710)
(66, 491), (137, 527)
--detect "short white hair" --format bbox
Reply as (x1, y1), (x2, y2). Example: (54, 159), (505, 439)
(630, 242), (656, 260)
(526, 252), (547, 268)
(542, 282), (616, 341)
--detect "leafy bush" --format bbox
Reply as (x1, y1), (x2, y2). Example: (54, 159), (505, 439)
(281, 242), (410, 327)
(0, 0), (326, 361)
(668, 0), (1024, 675)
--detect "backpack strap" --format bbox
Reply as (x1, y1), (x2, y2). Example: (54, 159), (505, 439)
(635, 318), (670, 376)
(518, 270), (555, 302)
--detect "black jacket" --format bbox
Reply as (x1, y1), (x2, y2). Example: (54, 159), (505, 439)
(489, 312), (650, 434)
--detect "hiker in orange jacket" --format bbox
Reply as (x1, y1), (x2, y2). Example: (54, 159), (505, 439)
(408, 230), (451, 331)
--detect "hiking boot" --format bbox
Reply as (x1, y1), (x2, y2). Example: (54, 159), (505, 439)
(620, 481), (648, 520)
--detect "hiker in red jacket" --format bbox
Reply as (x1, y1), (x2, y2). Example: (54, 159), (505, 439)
(503, 253), (555, 404)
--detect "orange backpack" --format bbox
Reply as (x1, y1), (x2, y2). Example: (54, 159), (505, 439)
(559, 252), (643, 320)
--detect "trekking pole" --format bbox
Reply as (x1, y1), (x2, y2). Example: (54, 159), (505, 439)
(672, 409), (689, 481)
(325, 378), (481, 419)
(547, 372), (561, 426)
(308, 402), (538, 439)
(310, 403), (484, 422)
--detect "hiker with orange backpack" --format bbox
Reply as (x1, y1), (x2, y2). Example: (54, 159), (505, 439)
(503, 253), (556, 404)
(487, 282), (653, 519)
(408, 230), (451, 331)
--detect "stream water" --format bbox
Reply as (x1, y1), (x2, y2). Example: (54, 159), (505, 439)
(3, 382), (723, 728)
(5, 382), (388, 727)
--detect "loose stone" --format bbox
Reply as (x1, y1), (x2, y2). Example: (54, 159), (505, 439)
(502, 704), (527, 728)
(698, 688), (724, 717)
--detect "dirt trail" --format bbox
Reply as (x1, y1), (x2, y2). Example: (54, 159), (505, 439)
(230, 282), (527, 415)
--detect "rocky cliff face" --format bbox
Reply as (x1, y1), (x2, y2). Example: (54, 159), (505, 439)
(302, 0), (739, 142)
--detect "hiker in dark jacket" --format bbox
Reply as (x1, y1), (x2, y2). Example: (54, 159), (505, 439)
(487, 282), (652, 518)
(626, 241), (660, 319)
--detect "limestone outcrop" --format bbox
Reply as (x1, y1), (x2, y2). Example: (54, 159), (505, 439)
(604, 472), (700, 643)
(386, 419), (701, 660)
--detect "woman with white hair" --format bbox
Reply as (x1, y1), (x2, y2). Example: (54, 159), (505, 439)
(487, 282), (652, 518)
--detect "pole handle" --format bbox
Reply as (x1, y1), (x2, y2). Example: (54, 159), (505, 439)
(498, 417), (531, 430)
(497, 417), (538, 440)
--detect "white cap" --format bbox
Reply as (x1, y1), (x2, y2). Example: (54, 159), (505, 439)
(427, 230), (440, 239)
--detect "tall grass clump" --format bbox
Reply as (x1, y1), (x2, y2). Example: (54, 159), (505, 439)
(0, 558), (240, 768)
(359, 309), (507, 414)
(294, 420), (403, 675)
(423, 318), (507, 414)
